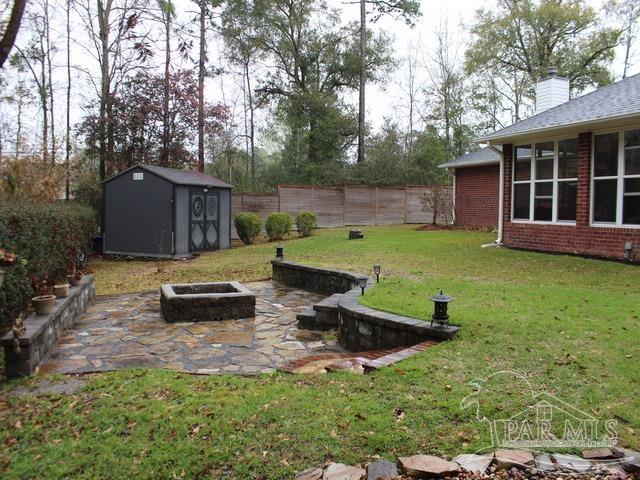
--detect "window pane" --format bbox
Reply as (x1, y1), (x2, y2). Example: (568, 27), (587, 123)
(535, 182), (553, 197)
(513, 183), (530, 219)
(514, 145), (531, 181)
(623, 195), (640, 225)
(594, 133), (618, 177)
(626, 178), (640, 193)
(593, 179), (617, 222)
(534, 198), (553, 221)
(557, 181), (577, 221)
(535, 142), (554, 180)
(624, 129), (640, 175)
(558, 138), (578, 178)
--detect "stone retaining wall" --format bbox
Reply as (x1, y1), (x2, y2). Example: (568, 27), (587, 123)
(338, 284), (459, 351)
(1, 275), (95, 377)
(271, 260), (366, 295)
(272, 260), (459, 351)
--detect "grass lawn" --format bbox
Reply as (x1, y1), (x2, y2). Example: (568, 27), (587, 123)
(1, 225), (639, 479)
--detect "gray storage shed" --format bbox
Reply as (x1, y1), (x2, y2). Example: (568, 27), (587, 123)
(103, 164), (233, 258)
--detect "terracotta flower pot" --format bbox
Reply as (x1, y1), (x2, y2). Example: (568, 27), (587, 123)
(32, 295), (56, 316)
(54, 283), (70, 298)
(68, 275), (82, 286)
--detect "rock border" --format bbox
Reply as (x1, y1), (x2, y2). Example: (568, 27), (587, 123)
(1, 275), (95, 378)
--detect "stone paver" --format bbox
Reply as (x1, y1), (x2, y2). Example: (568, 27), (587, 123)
(39, 281), (344, 375)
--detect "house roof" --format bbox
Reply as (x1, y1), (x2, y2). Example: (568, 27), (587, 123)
(104, 164), (233, 189)
(477, 73), (640, 144)
(439, 146), (501, 169)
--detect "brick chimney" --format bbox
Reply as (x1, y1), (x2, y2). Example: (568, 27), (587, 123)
(535, 67), (570, 114)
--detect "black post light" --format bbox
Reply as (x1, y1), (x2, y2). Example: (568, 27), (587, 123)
(373, 263), (381, 283)
(429, 290), (454, 326)
(275, 245), (284, 261)
(358, 276), (368, 295)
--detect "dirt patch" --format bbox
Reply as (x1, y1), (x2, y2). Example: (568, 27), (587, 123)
(414, 224), (495, 233)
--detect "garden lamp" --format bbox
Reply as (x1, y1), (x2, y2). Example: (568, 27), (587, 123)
(429, 290), (454, 326)
(358, 276), (368, 295)
(275, 245), (284, 261)
(373, 263), (381, 283)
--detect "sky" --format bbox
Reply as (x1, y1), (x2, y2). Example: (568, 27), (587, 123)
(1, 0), (637, 157)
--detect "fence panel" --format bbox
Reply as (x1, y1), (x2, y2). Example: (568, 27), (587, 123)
(312, 187), (344, 227)
(231, 193), (279, 239)
(376, 188), (406, 225)
(344, 186), (376, 225)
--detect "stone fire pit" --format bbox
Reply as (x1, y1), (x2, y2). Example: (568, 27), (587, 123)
(160, 281), (256, 322)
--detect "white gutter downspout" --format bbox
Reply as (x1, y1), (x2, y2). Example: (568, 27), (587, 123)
(488, 141), (504, 246)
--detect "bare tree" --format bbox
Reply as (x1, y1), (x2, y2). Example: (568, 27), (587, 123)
(65, 0), (72, 197)
(607, 0), (640, 78)
(0, 0), (27, 68)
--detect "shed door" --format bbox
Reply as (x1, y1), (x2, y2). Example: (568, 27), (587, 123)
(190, 189), (220, 252)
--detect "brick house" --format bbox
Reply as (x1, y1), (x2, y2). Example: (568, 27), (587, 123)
(442, 69), (640, 261)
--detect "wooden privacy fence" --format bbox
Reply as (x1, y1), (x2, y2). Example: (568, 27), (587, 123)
(231, 184), (452, 239)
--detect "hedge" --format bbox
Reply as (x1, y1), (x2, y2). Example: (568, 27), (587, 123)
(234, 212), (262, 245)
(265, 212), (292, 241)
(0, 202), (97, 327)
(295, 211), (317, 237)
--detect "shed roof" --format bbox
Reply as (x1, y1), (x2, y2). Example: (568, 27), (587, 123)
(477, 73), (640, 143)
(104, 164), (233, 188)
(440, 146), (501, 169)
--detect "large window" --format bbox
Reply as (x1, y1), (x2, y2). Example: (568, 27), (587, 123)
(512, 139), (578, 223)
(592, 129), (640, 226)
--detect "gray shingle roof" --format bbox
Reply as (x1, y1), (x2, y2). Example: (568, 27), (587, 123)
(477, 73), (640, 143)
(440, 146), (501, 168)
(105, 164), (233, 188)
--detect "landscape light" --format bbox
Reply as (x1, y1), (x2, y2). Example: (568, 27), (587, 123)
(429, 290), (454, 326)
(358, 277), (368, 295)
(373, 263), (381, 283)
(275, 245), (284, 261)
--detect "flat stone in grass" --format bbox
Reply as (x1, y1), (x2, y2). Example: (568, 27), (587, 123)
(294, 467), (323, 480)
(322, 463), (365, 480)
(534, 453), (557, 473)
(398, 455), (459, 477)
(581, 447), (617, 459)
(452, 454), (492, 474)
(552, 453), (594, 473)
(366, 460), (398, 480)
(617, 448), (640, 472)
(493, 449), (534, 469)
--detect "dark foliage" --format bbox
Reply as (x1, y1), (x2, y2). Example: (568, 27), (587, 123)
(234, 212), (262, 245)
(295, 211), (317, 237)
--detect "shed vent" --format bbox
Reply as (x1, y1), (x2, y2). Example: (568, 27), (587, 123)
(133, 172), (144, 181)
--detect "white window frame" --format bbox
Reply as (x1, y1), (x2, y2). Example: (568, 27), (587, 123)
(511, 137), (578, 225)
(590, 126), (640, 229)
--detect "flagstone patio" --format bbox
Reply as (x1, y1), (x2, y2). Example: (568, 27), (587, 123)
(38, 281), (344, 375)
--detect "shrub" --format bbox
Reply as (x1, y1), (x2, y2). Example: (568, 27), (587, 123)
(73, 171), (103, 222)
(0, 202), (97, 327)
(265, 212), (292, 241)
(0, 157), (66, 203)
(234, 212), (262, 245)
(295, 211), (317, 237)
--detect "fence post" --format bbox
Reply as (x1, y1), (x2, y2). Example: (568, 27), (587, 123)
(374, 187), (378, 225)
(343, 185), (347, 227)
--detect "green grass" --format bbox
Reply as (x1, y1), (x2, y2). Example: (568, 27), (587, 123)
(1, 225), (639, 479)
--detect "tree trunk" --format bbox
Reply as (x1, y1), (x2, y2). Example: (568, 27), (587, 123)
(0, 0), (27, 69)
(246, 61), (256, 189)
(39, 36), (50, 164)
(162, 20), (171, 166)
(15, 89), (22, 161)
(65, 0), (71, 198)
(97, 0), (110, 181)
(197, 0), (205, 172)
(45, 0), (56, 164)
(357, 0), (366, 163)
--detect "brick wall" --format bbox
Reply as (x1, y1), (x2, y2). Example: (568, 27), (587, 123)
(502, 135), (640, 261)
(453, 164), (500, 229)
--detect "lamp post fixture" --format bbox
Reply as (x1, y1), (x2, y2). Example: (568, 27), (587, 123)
(275, 245), (284, 261)
(429, 290), (454, 326)
(358, 276), (368, 295)
(373, 263), (381, 283)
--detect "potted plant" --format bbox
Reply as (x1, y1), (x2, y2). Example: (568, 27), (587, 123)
(69, 270), (83, 286)
(53, 279), (70, 298)
(31, 277), (56, 316)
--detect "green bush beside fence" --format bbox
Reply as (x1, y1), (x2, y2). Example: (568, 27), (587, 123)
(234, 212), (262, 245)
(0, 202), (96, 327)
(265, 213), (292, 241)
(295, 211), (317, 237)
